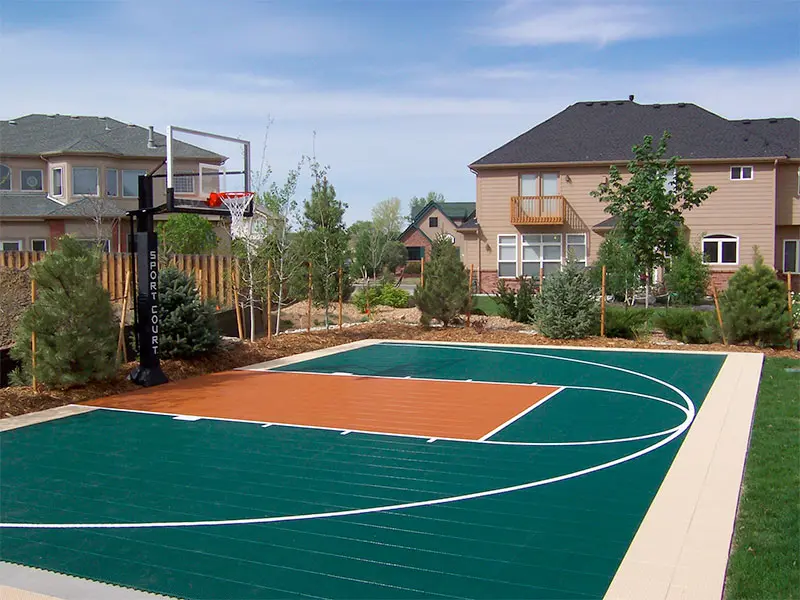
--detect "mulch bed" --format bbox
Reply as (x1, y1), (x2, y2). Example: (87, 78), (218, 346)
(1, 322), (797, 419)
(0, 266), (32, 350)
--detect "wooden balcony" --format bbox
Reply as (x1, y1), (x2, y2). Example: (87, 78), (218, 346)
(510, 196), (565, 225)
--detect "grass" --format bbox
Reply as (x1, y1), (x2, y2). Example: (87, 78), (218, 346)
(725, 356), (800, 599)
(470, 295), (502, 316)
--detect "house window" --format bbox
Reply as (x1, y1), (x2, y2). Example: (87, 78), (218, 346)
(498, 235), (518, 278)
(51, 168), (63, 196)
(0, 164), (10, 190)
(122, 170), (146, 197)
(31, 239), (47, 252)
(520, 174), (538, 196)
(173, 175), (195, 194)
(521, 234), (562, 278)
(21, 169), (43, 191)
(1, 240), (22, 251)
(566, 233), (587, 266)
(703, 234), (739, 265)
(406, 246), (424, 261)
(106, 169), (118, 197)
(784, 240), (800, 273)
(77, 239), (111, 252)
(73, 167), (99, 195)
(730, 166), (753, 180)
(519, 172), (559, 195)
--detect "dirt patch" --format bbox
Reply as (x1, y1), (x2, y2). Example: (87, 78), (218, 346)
(2, 321), (796, 420)
(0, 267), (32, 350)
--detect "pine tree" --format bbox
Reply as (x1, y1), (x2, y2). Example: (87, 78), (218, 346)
(158, 266), (220, 358)
(720, 250), (790, 347)
(415, 235), (469, 327)
(533, 259), (599, 339)
(11, 236), (117, 388)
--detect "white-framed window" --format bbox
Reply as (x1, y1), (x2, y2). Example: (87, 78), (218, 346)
(1, 240), (22, 251)
(428, 216), (438, 228)
(664, 168), (676, 193)
(72, 167), (99, 195)
(566, 233), (587, 266)
(21, 169), (43, 191)
(106, 168), (118, 197)
(122, 170), (146, 197)
(77, 239), (111, 252)
(784, 239), (800, 274)
(31, 239), (47, 252)
(519, 172), (559, 196)
(0, 164), (10, 190)
(173, 175), (194, 194)
(51, 167), (63, 196)
(730, 166), (753, 180)
(521, 234), (562, 278)
(702, 234), (739, 265)
(497, 234), (518, 278)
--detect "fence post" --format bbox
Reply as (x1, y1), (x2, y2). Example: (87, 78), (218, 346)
(266, 259), (272, 343)
(338, 266), (343, 331)
(711, 280), (727, 345)
(421, 258), (425, 287)
(467, 264), (474, 327)
(600, 265), (606, 337)
(233, 259), (244, 340)
(307, 262), (313, 334)
(117, 270), (131, 363)
(788, 273), (794, 349)
(31, 279), (38, 393)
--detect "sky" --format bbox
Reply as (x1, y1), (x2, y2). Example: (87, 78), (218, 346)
(1, 0), (798, 223)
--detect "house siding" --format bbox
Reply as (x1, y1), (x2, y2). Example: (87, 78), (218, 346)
(416, 206), (468, 258)
(775, 162), (800, 226)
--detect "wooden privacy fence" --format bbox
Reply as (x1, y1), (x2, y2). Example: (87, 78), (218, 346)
(1, 251), (236, 307)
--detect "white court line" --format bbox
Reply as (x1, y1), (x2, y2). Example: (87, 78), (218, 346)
(478, 387), (564, 441)
(1, 344), (699, 530)
(270, 368), (550, 389)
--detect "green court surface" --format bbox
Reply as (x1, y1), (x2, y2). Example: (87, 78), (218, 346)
(0, 342), (726, 599)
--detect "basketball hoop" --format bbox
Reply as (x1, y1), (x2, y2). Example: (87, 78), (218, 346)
(207, 191), (256, 240)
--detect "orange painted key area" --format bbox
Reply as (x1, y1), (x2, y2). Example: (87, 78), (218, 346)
(85, 371), (559, 440)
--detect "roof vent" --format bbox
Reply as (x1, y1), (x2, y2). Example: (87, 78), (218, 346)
(47, 114), (56, 118)
(600, 101), (608, 106)
(8, 120), (16, 125)
(769, 118), (778, 123)
(147, 126), (156, 149)
(585, 102), (594, 106)
(741, 120), (751, 125)
(628, 94), (635, 101)
(615, 101), (623, 105)
(678, 102), (686, 107)
(653, 104), (661, 109)
(104, 119), (111, 131)
(70, 115), (79, 119)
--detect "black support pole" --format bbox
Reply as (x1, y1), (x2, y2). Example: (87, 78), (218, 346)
(128, 174), (168, 387)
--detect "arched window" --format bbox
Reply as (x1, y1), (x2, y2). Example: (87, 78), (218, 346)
(702, 234), (739, 265)
(0, 164), (10, 191)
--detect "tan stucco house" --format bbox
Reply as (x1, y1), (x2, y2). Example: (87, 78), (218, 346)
(399, 201), (476, 262)
(464, 99), (799, 293)
(0, 114), (224, 252)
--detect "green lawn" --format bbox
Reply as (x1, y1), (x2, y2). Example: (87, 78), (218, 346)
(471, 294), (503, 316)
(725, 356), (800, 599)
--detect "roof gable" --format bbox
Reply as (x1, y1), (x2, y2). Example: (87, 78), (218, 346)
(470, 101), (799, 167)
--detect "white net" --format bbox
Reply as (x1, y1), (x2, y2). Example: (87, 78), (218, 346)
(215, 192), (256, 241)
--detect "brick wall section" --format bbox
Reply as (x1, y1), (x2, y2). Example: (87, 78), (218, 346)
(709, 271), (737, 292)
(401, 228), (432, 256)
(48, 220), (65, 249)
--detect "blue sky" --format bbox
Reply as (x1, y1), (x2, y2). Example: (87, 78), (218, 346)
(1, 0), (798, 222)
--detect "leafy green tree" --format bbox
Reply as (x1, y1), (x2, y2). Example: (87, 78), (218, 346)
(352, 197), (405, 278)
(157, 213), (218, 257)
(415, 234), (469, 327)
(494, 277), (536, 323)
(158, 267), (220, 358)
(720, 250), (791, 347)
(591, 132), (716, 307)
(11, 236), (117, 388)
(591, 229), (639, 304)
(301, 160), (350, 327)
(664, 241), (710, 305)
(533, 259), (599, 339)
(408, 191), (445, 222)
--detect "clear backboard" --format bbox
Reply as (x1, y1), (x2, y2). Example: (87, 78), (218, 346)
(162, 125), (253, 217)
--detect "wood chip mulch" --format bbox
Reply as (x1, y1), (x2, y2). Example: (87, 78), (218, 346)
(1, 322), (797, 419)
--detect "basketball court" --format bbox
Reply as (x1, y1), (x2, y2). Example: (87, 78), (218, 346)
(0, 340), (763, 599)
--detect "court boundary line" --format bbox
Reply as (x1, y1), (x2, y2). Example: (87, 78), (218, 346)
(478, 386), (564, 441)
(1, 347), (697, 530)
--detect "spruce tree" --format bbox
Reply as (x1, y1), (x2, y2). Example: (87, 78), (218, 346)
(533, 259), (599, 339)
(158, 266), (220, 358)
(720, 250), (790, 347)
(415, 235), (469, 327)
(11, 236), (117, 388)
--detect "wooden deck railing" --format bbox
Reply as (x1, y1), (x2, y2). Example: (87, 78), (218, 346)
(510, 196), (565, 225)
(0, 251), (236, 307)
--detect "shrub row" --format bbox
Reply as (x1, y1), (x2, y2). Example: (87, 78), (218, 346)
(352, 283), (410, 312)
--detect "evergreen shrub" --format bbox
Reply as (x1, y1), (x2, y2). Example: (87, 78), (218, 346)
(603, 306), (651, 340)
(664, 243), (710, 305)
(415, 237), (469, 327)
(654, 308), (718, 344)
(533, 260), (598, 339)
(158, 266), (220, 358)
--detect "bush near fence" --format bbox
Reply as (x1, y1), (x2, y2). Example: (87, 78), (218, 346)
(0, 251), (236, 308)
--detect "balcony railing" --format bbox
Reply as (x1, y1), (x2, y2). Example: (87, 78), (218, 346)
(510, 196), (565, 225)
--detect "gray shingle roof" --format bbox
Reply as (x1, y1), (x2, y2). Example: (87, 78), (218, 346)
(470, 101), (800, 167)
(47, 196), (127, 218)
(0, 114), (224, 160)
(0, 192), (62, 217)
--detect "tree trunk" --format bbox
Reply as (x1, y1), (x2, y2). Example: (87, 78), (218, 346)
(644, 273), (651, 309)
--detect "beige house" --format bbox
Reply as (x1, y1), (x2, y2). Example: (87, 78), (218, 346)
(399, 201), (476, 262)
(0, 114), (225, 252)
(464, 99), (800, 292)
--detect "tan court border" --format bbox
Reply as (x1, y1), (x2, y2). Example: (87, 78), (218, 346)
(0, 404), (96, 433)
(605, 352), (764, 600)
